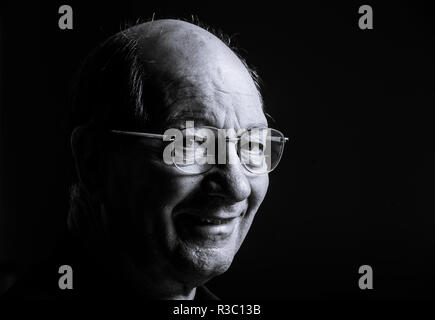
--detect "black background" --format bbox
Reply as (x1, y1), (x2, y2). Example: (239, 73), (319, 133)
(1, 0), (434, 300)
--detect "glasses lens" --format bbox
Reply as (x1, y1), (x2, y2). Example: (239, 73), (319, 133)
(171, 126), (286, 175)
(172, 127), (215, 174)
(239, 128), (285, 174)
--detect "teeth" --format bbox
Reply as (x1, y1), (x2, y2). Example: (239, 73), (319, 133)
(178, 213), (235, 226)
(199, 217), (227, 225)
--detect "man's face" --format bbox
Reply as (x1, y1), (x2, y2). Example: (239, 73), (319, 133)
(101, 23), (269, 286)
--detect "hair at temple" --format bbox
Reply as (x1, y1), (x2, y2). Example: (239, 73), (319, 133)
(70, 17), (266, 133)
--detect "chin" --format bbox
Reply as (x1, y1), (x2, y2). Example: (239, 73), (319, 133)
(172, 239), (238, 285)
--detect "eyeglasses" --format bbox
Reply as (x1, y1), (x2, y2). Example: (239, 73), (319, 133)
(110, 126), (289, 175)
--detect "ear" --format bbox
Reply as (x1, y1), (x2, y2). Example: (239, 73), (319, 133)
(71, 126), (104, 194)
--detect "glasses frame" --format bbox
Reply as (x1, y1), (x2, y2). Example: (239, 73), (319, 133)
(110, 126), (289, 175)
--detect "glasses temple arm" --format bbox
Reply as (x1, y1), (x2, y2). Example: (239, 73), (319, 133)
(110, 130), (175, 140)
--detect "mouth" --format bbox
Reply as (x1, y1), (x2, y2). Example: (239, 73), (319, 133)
(174, 212), (241, 244)
(185, 215), (237, 225)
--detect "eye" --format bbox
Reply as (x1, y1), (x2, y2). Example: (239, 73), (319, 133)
(238, 129), (268, 168)
(240, 147), (265, 168)
(248, 141), (264, 153)
(194, 133), (207, 143)
(240, 139), (265, 155)
(182, 137), (206, 154)
(176, 130), (212, 165)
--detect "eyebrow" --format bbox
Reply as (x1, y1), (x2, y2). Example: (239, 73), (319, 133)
(165, 112), (268, 131)
(164, 109), (218, 129)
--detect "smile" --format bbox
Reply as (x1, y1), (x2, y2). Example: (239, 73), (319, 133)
(191, 216), (236, 225)
(175, 213), (241, 244)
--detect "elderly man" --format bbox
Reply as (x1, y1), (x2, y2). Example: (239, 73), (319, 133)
(6, 19), (287, 300)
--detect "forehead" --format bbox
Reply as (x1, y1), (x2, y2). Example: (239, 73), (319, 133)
(161, 73), (266, 130)
(133, 23), (267, 130)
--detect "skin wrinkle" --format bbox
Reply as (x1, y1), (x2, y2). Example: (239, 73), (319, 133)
(166, 110), (218, 129)
(133, 19), (264, 109)
(163, 81), (263, 131)
(72, 19), (269, 300)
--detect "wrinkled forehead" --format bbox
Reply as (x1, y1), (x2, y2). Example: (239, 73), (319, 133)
(160, 73), (266, 131)
(132, 23), (266, 130)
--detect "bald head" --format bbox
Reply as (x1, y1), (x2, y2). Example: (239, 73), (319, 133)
(126, 20), (258, 94)
(73, 19), (264, 132)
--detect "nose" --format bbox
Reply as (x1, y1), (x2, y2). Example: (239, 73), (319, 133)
(203, 142), (251, 203)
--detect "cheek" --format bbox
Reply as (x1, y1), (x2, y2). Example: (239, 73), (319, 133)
(104, 157), (203, 253)
(106, 154), (188, 204)
(237, 175), (269, 242)
(144, 171), (201, 214)
(106, 156), (200, 224)
(249, 175), (269, 210)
